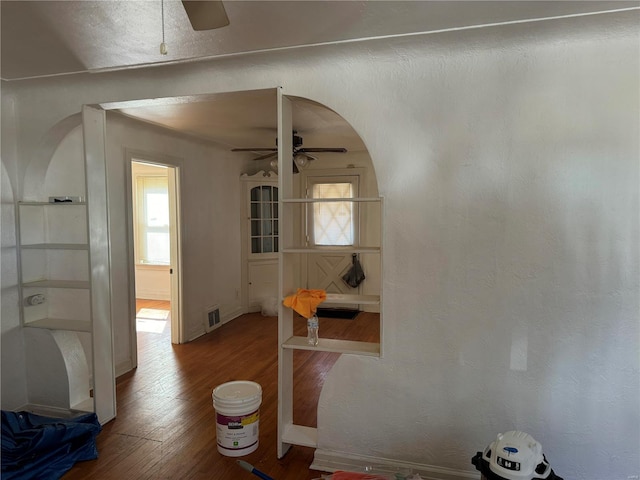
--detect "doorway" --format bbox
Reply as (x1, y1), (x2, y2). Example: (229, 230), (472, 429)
(129, 158), (182, 354)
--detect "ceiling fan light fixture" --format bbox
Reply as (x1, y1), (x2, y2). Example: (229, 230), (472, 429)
(293, 153), (309, 169)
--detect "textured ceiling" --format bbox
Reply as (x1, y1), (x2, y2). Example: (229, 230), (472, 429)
(3, 1), (638, 81)
(3, 1), (638, 154)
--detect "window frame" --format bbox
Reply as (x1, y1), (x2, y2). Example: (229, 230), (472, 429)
(303, 171), (361, 248)
(133, 173), (171, 266)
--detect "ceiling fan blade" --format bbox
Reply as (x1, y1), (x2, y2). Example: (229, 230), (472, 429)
(252, 152), (278, 162)
(181, 1), (230, 31)
(299, 147), (348, 153)
(231, 148), (277, 152)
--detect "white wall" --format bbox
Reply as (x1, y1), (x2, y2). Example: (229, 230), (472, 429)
(105, 113), (248, 371)
(316, 17), (640, 480)
(134, 265), (171, 301)
(2, 10), (638, 480)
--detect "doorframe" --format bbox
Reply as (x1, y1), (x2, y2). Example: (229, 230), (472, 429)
(82, 105), (117, 424)
(125, 149), (184, 360)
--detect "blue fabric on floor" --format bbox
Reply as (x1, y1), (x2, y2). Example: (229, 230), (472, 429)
(1, 410), (101, 480)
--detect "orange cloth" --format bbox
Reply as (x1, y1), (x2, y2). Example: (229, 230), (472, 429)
(282, 288), (326, 318)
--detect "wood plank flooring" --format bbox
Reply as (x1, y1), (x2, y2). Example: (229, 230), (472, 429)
(62, 300), (380, 480)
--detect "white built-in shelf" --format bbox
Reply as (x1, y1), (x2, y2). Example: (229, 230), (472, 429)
(23, 318), (92, 332)
(20, 243), (89, 250)
(282, 336), (380, 356)
(324, 293), (380, 305)
(282, 246), (380, 254)
(282, 293), (379, 306)
(19, 201), (87, 206)
(282, 197), (381, 203)
(282, 423), (318, 448)
(72, 397), (95, 412)
(22, 280), (91, 289)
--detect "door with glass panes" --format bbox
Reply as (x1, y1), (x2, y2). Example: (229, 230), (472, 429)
(244, 176), (279, 312)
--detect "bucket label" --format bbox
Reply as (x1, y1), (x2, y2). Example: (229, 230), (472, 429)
(216, 409), (259, 452)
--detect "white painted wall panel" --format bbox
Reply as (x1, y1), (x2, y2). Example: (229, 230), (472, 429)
(2, 10), (638, 479)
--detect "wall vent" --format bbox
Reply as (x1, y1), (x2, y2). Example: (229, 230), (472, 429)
(205, 305), (221, 333)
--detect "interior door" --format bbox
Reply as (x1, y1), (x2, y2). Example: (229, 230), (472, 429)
(241, 175), (279, 312)
(167, 165), (183, 344)
(249, 260), (278, 310)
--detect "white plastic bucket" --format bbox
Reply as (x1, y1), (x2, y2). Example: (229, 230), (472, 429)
(212, 380), (262, 457)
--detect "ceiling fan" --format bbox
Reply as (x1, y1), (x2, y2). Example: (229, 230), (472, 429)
(231, 131), (348, 173)
(181, 1), (229, 31)
(160, 1), (228, 54)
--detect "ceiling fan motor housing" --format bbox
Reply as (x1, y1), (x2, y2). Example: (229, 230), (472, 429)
(275, 131), (304, 148)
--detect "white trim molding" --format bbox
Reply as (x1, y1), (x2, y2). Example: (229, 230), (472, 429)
(311, 449), (480, 480)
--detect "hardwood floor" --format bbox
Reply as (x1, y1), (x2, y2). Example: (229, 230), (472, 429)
(62, 300), (380, 480)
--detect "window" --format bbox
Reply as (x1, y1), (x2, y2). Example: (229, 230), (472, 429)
(307, 175), (359, 246)
(250, 185), (279, 254)
(135, 175), (170, 265)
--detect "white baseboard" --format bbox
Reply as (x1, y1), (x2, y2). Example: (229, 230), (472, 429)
(135, 290), (170, 301)
(311, 449), (480, 480)
(187, 306), (248, 342)
(115, 359), (134, 378)
(223, 306), (247, 324)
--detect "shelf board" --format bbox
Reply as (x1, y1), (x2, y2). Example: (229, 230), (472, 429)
(282, 293), (380, 305)
(282, 197), (381, 203)
(282, 293), (379, 306)
(282, 423), (317, 448)
(282, 336), (380, 356)
(22, 280), (90, 289)
(24, 318), (92, 332)
(324, 293), (380, 305)
(21, 243), (89, 250)
(282, 246), (380, 254)
(19, 201), (86, 206)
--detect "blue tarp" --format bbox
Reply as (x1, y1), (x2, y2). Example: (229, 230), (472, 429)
(1, 410), (101, 480)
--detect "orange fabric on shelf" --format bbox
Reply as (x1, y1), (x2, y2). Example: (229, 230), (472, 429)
(282, 288), (326, 318)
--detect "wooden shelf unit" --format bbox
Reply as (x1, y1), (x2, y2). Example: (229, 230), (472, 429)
(17, 201), (92, 330)
(15, 104), (118, 426)
(282, 336), (380, 356)
(277, 93), (383, 457)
